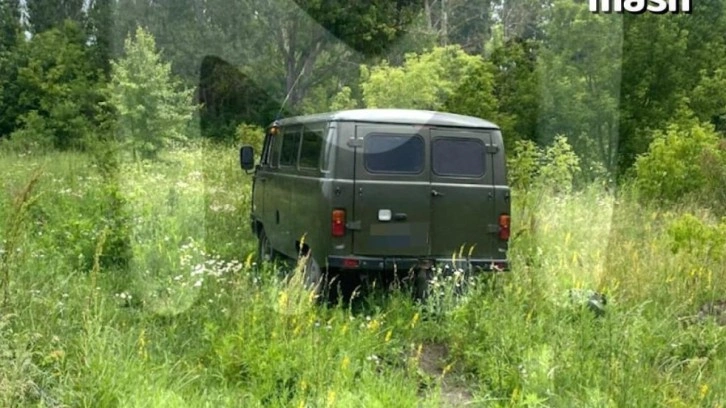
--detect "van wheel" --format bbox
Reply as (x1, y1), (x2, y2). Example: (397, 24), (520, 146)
(302, 254), (324, 298)
(414, 268), (433, 301)
(257, 229), (275, 264)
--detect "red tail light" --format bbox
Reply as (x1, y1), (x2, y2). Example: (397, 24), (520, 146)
(499, 214), (510, 241)
(342, 258), (360, 268)
(332, 209), (345, 237)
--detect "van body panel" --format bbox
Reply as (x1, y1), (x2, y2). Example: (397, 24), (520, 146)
(246, 109), (510, 273)
(428, 128), (498, 259)
(352, 123), (432, 257)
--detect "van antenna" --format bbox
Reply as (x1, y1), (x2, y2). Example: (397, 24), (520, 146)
(276, 68), (306, 121)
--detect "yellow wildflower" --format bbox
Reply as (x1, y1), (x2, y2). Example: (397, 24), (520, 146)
(700, 384), (709, 400)
(326, 390), (336, 407)
(367, 319), (380, 331)
(341, 356), (350, 371)
(410, 313), (419, 329)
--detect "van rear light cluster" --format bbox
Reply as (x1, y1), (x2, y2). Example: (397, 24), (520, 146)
(342, 258), (360, 268)
(499, 214), (510, 241)
(332, 209), (346, 237)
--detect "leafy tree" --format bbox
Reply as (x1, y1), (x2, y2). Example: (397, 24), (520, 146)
(536, 0), (622, 180)
(617, 14), (691, 175)
(633, 116), (724, 205)
(259, 0), (422, 109)
(444, 49), (519, 139)
(85, 0), (115, 77)
(0, 0), (21, 50)
(691, 68), (726, 133)
(329, 86), (360, 111)
(292, 0), (422, 59)
(488, 37), (540, 143)
(359, 45), (484, 110)
(491, 0), (550, 42)
(618, 1), (726, 174)
(198, 56), (283, 140)
(8, 20), (105, 150)
(106, 27), (197, 160)
(0, 0), (22, 138)
(26, 0), (84, 33)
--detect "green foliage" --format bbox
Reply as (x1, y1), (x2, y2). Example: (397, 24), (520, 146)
(26, 0), (84, 33)
(488, 38), (540, 143)
(359, 45), (486, 111)
(290, 0), (421, 59)
(667, 213), (726, 261)
(235, 123), (265, 153)
(1, 111), (54, 154)
(633, 120), (725, 206)
(508, 135), (581, 195)
(4, 20), (104, 150)
(507, 135), (581, 239)
(106, 27), (197, 161)
(537, 0), (622, 177)
(618, 2), (726, 172)
(0, 5), (22, 138)
(329, 86), (359, 111)
(691, 68), (726, 132)
(443, 59), (501, 122)
(0, 0), (21, 51)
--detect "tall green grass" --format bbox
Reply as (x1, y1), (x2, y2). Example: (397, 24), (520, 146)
(1, 145), (725, 407)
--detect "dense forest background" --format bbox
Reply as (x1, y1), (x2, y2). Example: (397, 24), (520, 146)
(1, 0), (725, 185)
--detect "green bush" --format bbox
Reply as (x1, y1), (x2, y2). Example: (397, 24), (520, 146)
(234, 123), (265, 153)
(666, 213), (726, 261)
(507, 135), (581, 194)
(633, 121), (726, 206)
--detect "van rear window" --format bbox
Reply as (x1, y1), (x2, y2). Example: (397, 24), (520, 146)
(364, 133), (424, 174)
(432, 137), (485, 177)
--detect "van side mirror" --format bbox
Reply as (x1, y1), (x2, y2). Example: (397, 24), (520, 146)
(240, 145), (255, 172)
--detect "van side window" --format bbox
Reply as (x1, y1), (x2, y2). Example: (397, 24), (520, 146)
(432, 137), (485, 177)
(260, 131), (274, 165)
(279, 126), (302, 167)
(364, 133), (424, 174)
(299, 125), (324, 169)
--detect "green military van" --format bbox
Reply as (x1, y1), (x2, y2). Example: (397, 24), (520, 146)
(239, 108), (510, 295)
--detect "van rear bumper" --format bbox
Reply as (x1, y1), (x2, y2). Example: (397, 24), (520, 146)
(326, 256), (509, 272)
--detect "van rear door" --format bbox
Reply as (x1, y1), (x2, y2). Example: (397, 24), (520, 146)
(428, 128), (499, 260)
(352, 124), (431, 256)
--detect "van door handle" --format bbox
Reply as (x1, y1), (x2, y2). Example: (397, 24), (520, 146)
(431, 189), (443, 197)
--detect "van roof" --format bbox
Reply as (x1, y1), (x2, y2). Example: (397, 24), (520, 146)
(271, 108), (500, 129)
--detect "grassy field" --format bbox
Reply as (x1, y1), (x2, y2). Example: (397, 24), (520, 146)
(1, 143), (726, 407)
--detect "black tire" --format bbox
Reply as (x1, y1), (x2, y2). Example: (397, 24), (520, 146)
(301, 253), (324, 298)
(413, 267), (433, 301)
(257, 229), (275, 264)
